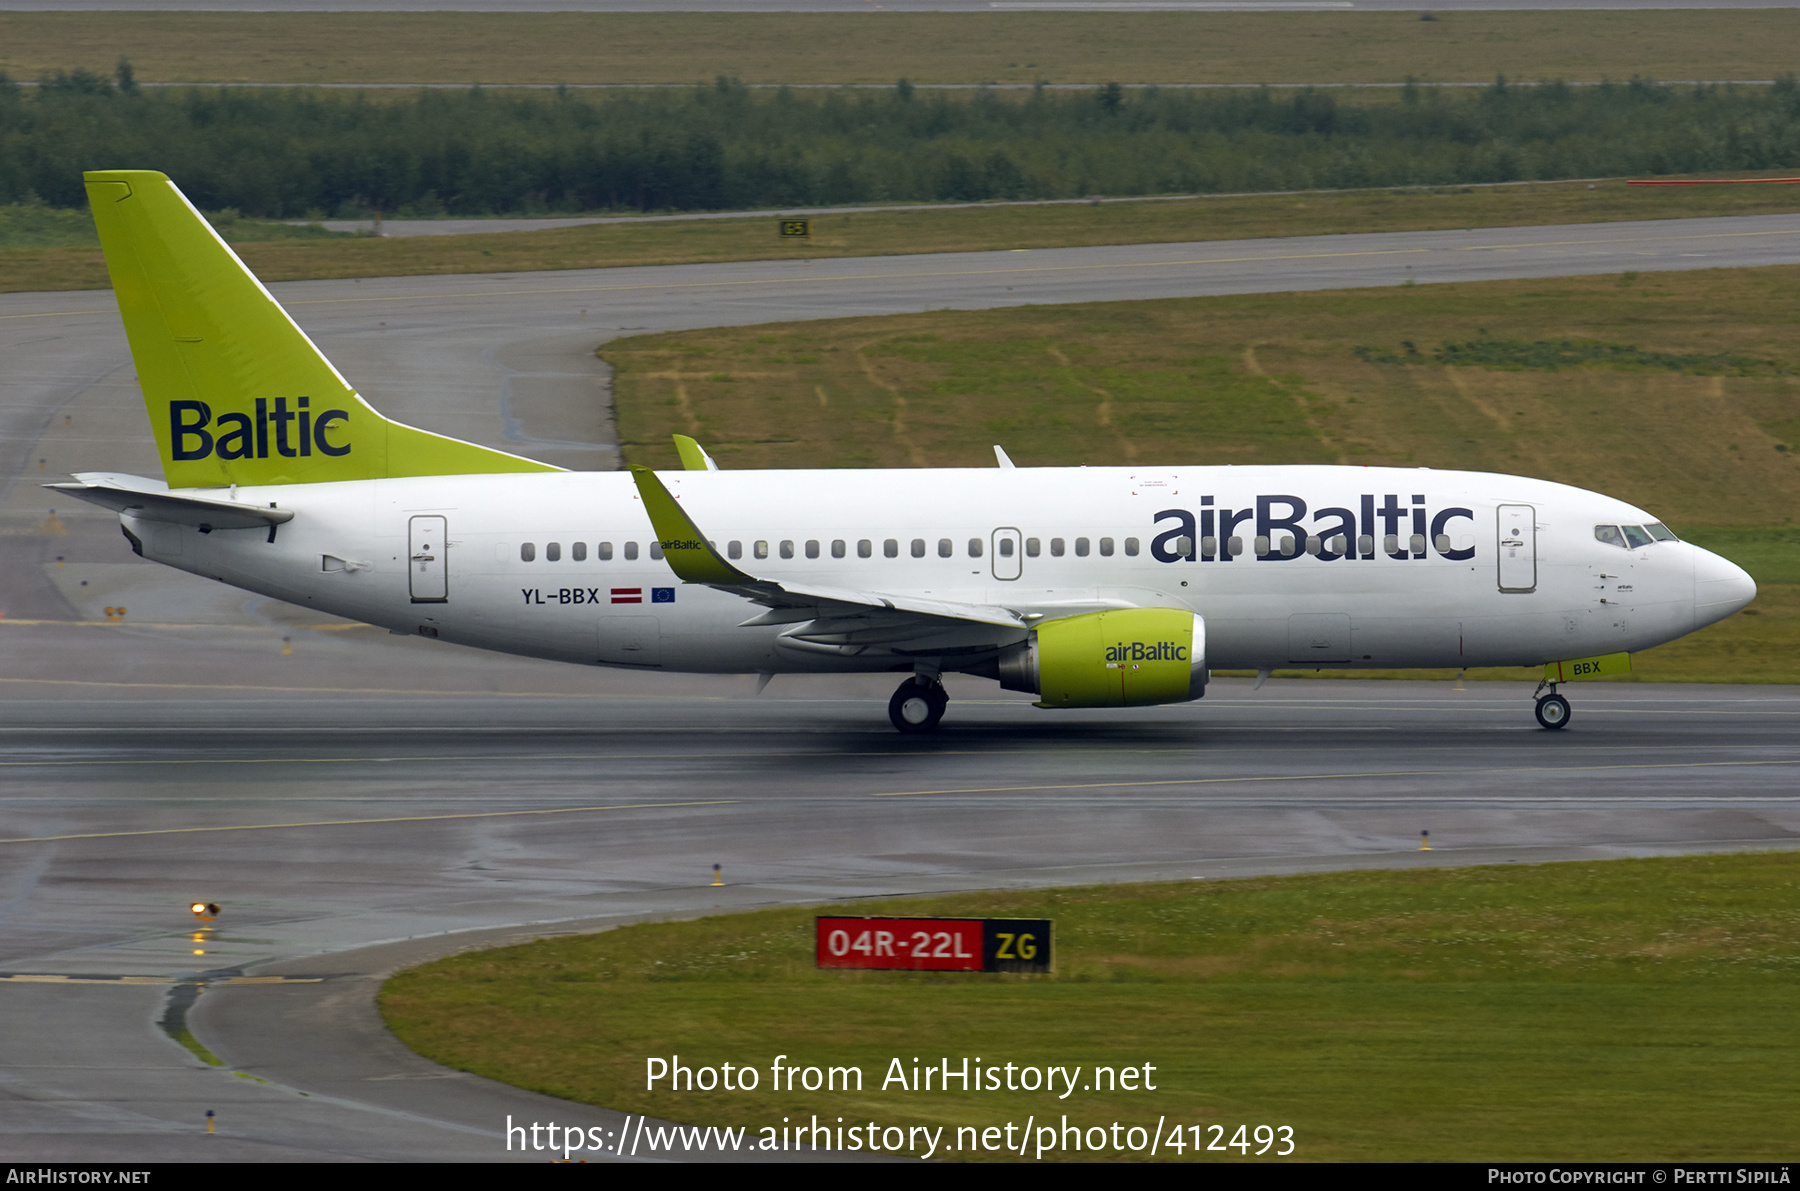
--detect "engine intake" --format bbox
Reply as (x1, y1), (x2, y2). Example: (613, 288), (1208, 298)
(998, 609), (1207, 708)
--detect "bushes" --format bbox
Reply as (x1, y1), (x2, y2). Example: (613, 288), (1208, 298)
(3, 73), (1799, 217)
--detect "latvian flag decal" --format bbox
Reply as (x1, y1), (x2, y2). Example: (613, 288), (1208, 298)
(611, 588), (642, 604)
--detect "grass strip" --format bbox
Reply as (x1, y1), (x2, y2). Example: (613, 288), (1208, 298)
(380, 851), (1800, 1162)
(604, 264), (1800, 683)
(9, 177), (1800, 295)
(4, 11), (1800, 87)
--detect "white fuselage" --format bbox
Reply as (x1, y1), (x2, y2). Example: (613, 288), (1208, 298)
(121, 464), (1755, 676)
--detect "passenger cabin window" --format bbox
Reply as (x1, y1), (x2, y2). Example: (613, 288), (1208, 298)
(781, 540), (795, 560)
(1099, 537), (1115, 557)
(1409, 533), (1426, 555)
(1124, 537), (1139, 557)
(520, 542), (536, 562)
(624, 541), (639, 561)
(1228, 536), (1244, 557)
(831, 539), (846, 559)
(968, 538), (983, 558)
(1074, 537), (1090, 557)
(998, 537), (1014, 557)
(728, 540), (742, 560)
(650, 542), (664, 560)
(1433, 534), (1451, 554)
(1026, 538), (1040, 557)
(858, 539), (872, 558)
(572, 542), (587, 562)
(1051, 538), (1065, 557)
(1356, 534), (1373, 556)
(806, 540), (821, 559)
(911, 538), (926, 558)
(599, 541), (613, 561)
(755, 540), (769, 560)
(884, 539), (899, 558)
(1594, 525), (1626, 549)
(545, 542), (561, 562)
(938, 539), (953, 558)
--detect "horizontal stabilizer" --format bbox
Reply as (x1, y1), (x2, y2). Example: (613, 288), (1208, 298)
(47, 473), (293, 530)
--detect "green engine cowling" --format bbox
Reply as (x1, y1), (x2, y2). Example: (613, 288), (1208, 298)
(998, 608), (1207, 708)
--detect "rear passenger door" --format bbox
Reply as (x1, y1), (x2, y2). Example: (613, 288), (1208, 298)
(409, 515), (448, 603)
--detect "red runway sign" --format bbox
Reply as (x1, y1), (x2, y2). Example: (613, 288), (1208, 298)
(815, 917), (1052, 973)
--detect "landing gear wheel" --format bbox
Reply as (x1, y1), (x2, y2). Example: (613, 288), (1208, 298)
(888, 678), (948, 734)
(1535, 693), (1572, 730)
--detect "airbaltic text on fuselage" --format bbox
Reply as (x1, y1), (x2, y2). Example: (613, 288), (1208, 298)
(169, 399), (350, 460)
(1150, 495), (1476, 562)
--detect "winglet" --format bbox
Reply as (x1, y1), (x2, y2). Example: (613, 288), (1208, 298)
(628, 466), (754, 584)
(673, 434), (719, 471)
(994, 445), (1016, 469)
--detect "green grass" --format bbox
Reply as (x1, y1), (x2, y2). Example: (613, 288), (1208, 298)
(604, 264), (1800, 683)
(10, 176), (1800, 296)
(5, 11), (1800, 86)
(380, 852), (1800, 1162)
(0, 202), (351, 251)
(1681, 527), (1800, 586)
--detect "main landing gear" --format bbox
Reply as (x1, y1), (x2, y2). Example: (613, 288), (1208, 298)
(1533, 681), (1572, 730)
(888, 675), (948, 734)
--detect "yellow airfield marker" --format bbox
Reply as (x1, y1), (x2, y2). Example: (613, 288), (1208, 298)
(1419, 830), (1432, 851)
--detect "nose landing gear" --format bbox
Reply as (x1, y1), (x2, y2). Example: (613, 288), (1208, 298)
(889, 676), (948, 734)
(1533, 681), (1572, 730)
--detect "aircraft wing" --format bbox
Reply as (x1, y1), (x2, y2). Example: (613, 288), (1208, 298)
(629, 466), (1029, 637)
(46, 472), (294, 530)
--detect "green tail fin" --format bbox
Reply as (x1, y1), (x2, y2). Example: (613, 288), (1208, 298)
(84, 170), (560, 488)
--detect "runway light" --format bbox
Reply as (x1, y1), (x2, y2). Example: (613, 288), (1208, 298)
(190, 902), (220, 923)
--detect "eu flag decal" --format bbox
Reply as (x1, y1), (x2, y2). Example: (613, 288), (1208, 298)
(651, 587), (675, 603)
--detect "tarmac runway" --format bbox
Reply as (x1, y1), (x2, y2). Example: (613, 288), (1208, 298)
(3, 214), (1798, 1161)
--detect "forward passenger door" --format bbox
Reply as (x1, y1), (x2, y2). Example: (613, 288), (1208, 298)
(1497, 504), (1536, 594)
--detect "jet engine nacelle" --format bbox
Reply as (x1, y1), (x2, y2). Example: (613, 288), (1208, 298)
(998, 608), (1207, 708)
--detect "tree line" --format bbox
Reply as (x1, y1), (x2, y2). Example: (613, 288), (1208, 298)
(3, 69), (1799, 217)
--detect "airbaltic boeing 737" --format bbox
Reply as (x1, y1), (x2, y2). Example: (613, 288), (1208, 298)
(55, 171), (1757, 732)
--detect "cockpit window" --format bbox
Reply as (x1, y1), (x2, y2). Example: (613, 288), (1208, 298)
(1594, 525), (1625, 548)
(1621, 525), (1654, 549)
(1646, 522), (1678, 542)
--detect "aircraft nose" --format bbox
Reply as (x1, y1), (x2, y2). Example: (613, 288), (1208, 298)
(1692, 545), (1756, 630)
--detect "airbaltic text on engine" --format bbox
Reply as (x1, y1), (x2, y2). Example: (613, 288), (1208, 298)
(1107, 642), (1188, 662)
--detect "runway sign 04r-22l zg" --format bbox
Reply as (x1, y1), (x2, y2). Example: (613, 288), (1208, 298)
(815, 917), (1052, 973)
